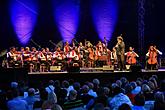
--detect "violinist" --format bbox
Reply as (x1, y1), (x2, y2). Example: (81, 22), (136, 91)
(146, 45), (162, 70)
(125, 47), (139, 65)
(64, 41), (71, 55)
(7, 47), (16, 67)
(23, 47), (31, 67)
(31, 47), (39, 71)
(53, 46), (64, 66)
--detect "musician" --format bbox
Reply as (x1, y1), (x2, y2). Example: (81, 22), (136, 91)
(115, 36), (125, 71)
(53, 47), (64, 66)
(39, 48), (47, 63)
(64, 41), (71, 55)
(23, 47), (31, 66)
(97, 41), (103, 53)
(67, 47), (80, 61)
(31, 47), (39, 71)
(125, 47), (139, 65)
(146, 45), (162, 70)
(7, 47), (16, 67)
(78, 42), (85, 67)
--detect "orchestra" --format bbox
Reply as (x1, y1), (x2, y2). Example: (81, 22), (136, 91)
(4, 36), (163, 72)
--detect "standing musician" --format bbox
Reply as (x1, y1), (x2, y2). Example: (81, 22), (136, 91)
(78, 42), (85, 67)
(115, 35), (125, 71)
(125, 47), (139, 65)
(146, 45), (162, 70)
(87, 42), (95, 67)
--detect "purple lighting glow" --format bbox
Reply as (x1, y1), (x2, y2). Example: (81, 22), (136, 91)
(91, 0), (118, 42)
(10, 0), (38, 45)
(53, 0), (80, 43)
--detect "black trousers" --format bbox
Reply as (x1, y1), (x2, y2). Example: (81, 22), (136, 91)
(117, 55), (125, 70)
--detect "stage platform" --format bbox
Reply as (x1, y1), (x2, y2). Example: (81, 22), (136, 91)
(0, 68), (165, 89)
(27, 69), (165, 87)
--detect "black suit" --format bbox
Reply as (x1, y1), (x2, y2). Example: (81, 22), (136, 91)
(115, 42), (125, 70)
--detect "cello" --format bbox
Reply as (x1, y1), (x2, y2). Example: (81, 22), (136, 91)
(147, 46), (158, 65)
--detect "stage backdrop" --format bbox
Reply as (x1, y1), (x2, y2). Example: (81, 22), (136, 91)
(0, 0), (164, 57)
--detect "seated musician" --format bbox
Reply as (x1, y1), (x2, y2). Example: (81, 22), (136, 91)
(46, 47), (53, 66)
(97, 41), (103, 52)
(67, 47), (80, 67)
(53, 47), (64, 66)
(22, 47), (31, 67)
(111, 47), (118, 69)
(30, 47), (39, 71)
(38, 48), (47, 64)
(125, 47), (139, 65)
(7, 47), (16, 67)
(64, 41), (71, 55)
(146, 45), (162, 70)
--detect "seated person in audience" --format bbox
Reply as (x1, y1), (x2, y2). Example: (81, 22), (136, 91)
(63, 90), (84, 110)
(153, 91), (165, 110)
(7, 89), (29, 110)
(132, 94), (146, 110)
(24, 88), (39, 110)
(109, 86), (132, 110)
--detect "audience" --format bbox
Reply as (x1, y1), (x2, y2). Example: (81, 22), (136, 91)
(1, 74), (164, 110)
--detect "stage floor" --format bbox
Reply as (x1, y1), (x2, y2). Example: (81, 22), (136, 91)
(28, 68), (165, 74)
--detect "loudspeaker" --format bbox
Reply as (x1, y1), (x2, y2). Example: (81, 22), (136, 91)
(130, 65), (142, 72)
(67, 66), (80, 73)
(50, 66), (61, 71)
(103, 65), (114, 71)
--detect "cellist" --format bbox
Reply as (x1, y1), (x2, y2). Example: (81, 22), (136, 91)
(125, 47), (139, 65)
(146, 45), (162, 70)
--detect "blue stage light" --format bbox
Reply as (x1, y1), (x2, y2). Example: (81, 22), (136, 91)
(91, 0), (118, 42)
(10, 0), (38, 45)
(53, 0), (80, 43)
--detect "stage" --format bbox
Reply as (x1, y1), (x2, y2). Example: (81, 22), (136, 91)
(0, 67), (165, 89)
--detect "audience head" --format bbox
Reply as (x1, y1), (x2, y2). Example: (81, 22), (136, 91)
(69, 90), (77, 100)
(88, 82), (94, 90)
(118, 103), (131, 110)
(154, 91), (165, 103)
(130, 82), (137, 89)
(82, 85), (89, 94)
(134, 94), (145, 106)
(116, 80), (122, 88)
(62, 80), (69, 88)
(93, 78), (100, 86)
(113, 86), (122, 95)
(73, 82), (81, 91)
(124, 84), (133, 94)
(48, 80), (54, 86)
(142, 84), (151, 93)
(103, 87), (110, 96)
(11, 82), (18, 89)
(28, 88), (35, 96)
(93, 103), (104, 110)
